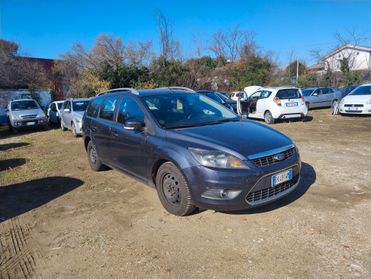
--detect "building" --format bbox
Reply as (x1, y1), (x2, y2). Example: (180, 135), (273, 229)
(321, 44), (371, 72)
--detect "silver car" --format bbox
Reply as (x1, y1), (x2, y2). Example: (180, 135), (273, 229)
(60, 98), (90, 137)
(302, 87), (342, 109)
(7, 99), (48, 131)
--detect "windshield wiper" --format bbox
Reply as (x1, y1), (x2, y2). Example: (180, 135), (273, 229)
(166, 118), (240, 129)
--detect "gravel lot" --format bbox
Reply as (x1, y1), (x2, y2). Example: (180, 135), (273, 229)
(1, 108), (370, 279)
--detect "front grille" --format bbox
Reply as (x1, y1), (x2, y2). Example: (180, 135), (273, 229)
(252, 148), (294, 167)
(246, 176), (298, 204)
(344, 104), (364, 107)
(21, 114), (37, 119)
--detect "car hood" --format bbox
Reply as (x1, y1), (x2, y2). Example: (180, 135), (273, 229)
(167, 120), (293, 159)
(342, 95), (371, 103)
(9, 109), (44, 119)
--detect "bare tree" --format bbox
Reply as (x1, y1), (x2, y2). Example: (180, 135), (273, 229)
(155, 10), (179, 60)
(208, 25), (255, 63)
(126, 41), (153, 66)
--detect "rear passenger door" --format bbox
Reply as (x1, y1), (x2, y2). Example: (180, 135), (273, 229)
(255, 90), (271, 118)
(94, 96), (120, 163)
(109, 96), (148, 179)
(324, 88), (335, 106)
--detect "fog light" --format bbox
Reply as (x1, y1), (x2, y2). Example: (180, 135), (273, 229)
(201, 189), (242, 200)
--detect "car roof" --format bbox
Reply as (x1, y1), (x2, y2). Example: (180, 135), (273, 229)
(261, 86), (298, 91)
(98, 88), (198, 98)
(68, 98), (91, 101)
(10, 99), (37, 103)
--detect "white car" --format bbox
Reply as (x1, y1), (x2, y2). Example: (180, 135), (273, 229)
(7, 99), (48, 131)
(46, 100), (64, 125)
(60, 98), (90, 136)
(237, 87), (308, 124)
(339, 84), (371, 115)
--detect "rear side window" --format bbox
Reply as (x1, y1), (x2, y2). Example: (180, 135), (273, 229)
(86, 98), (103, 118)
(260, 91), (271, 98)
(99, 96), (119, 121)
(276, 89), (301, 99)
(117, 97), (144, 124)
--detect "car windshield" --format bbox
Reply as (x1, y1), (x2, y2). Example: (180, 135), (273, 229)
(142, 93), (238, 129)
(216, 92), (232, 102)
(57, 103), (63, 109)
(302, 89), (314, 96)
(349, 85), (371, 96)
(276, 89), (301, 99)
(73, 100), (89, 111)
(11, 100), (38, 111)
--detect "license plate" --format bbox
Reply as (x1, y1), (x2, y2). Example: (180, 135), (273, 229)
(347, 107), (360, 111)
(271, 169), (292, 187)
(26, 121), (36, 126)
(286, 102), (298, 107)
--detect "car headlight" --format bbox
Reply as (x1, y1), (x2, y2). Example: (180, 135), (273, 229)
(366, 99), (371, 105)
(189, 148), (249, 169)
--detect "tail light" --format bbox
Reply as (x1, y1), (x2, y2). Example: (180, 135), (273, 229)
(274, 97), (281, 106)
(301, 96), (305, 102)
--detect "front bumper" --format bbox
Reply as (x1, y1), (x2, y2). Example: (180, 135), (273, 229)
(339, 103), (371, 115)
(11, 118), (47, 128)
(183, 154), (301, 211)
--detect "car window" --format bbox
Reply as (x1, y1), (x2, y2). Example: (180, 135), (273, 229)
(72, 100), (89, 112)
(51, 103), (56, 111)
(86, 98), (103, 118)
(64, 101), (71, 110)
(276, 89), (301, 99)
(117, 97), (144, 124)
(302, 89), (314, 96)
(57, 103), (63, 110)
(250, 91), (261, 100)
(142, 93), (237, 129)
(99, 96), (119, 121)
(205, 93), (223, 103)
(350, 85), (371, 95)
(11, 100), (38, 111)
(260, 91), (271, 99)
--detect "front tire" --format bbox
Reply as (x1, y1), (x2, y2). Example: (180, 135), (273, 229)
(61, 120), (67, 131)
(87, 141), (106, 171)
(72, 123), (78, 137)
(264, 111), (275, 124)
(156, 162), (196, 216)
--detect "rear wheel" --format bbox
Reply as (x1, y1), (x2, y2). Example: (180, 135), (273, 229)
(156, 162), (196, 216)
(264, 111), (275, 124)
(87, 141), (106, 171)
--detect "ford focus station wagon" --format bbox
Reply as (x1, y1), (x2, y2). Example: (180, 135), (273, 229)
(82, 87), (301, 216)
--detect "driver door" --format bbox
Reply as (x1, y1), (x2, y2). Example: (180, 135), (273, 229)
(247, 91), (262, 118)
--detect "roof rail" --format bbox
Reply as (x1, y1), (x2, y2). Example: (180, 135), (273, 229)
(159, 86), (196, 93)
(97, 87), (139, 96)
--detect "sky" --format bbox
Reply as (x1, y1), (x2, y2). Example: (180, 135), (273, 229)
(0, 0), (370, 66)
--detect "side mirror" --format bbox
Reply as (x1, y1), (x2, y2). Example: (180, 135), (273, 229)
(63, 108), (70, 113)
(312, 92), (318, 96)
(124, 121), (145, 131)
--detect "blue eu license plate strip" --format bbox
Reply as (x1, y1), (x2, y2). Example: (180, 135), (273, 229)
(271, 168), (293, 187)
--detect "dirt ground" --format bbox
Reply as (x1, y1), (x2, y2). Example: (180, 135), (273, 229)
(0, 108), (370, 279)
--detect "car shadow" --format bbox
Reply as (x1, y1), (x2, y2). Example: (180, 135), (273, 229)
(220, 162), (316, 215)
(0, 158), (27, 172)
(0, 176), (84, 222)
(0, 142), (30, 151)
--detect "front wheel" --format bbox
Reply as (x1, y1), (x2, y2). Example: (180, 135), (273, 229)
(264, 111), (275, 124)
(156, 162), (196, 216)
(72, 123), (78, 137)
(61, 120), (67, 131)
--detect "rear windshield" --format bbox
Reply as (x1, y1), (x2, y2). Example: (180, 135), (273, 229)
(276, 89), (301, 99)
(11, 100), (38, 111)
(350, 85), (371, 96)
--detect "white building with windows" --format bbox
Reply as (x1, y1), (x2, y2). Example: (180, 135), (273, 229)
(321, 44), (371, 72)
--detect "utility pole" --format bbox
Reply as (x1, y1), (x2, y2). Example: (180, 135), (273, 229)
(296, 59), (299, 86)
